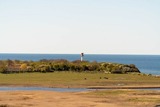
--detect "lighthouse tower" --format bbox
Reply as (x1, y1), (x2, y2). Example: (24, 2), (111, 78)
(80, 53), (84, 61)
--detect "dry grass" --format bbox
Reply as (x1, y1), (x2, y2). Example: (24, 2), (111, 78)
(0, 104), (11, 107)
(86, 89), (160, 107)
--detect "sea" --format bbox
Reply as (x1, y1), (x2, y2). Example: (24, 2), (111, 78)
(0, 54), (160, 75)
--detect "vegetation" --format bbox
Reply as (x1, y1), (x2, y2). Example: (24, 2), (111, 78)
(86, 89), (160, 106)
(0, 59), (140, 74)
(0, 72), (160, 87)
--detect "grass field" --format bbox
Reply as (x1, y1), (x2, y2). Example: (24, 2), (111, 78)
(0, 72), (160, 88)
(0, 72), (160, 107)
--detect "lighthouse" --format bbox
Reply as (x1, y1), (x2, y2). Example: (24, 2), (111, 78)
(80, 53), (84, 61)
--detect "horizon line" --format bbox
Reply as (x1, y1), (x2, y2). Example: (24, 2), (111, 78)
(0, 52), (160, 55)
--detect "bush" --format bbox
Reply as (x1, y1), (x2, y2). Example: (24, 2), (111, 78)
(0, 59), (141, 74)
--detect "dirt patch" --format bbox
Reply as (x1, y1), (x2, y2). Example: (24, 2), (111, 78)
(0, 91), (117, 107)
(0, 90), (160, 107)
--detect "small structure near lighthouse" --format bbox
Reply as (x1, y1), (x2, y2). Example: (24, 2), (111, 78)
(80, 53), (84, 61)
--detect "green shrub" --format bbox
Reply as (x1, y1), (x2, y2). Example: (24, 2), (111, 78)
(0, 59), (140, 74)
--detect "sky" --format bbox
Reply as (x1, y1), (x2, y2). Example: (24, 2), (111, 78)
(0, 0), (160, 54)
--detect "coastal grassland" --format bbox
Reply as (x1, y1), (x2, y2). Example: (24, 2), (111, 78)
(86, 89), (160, 107)
(0, 72), (160, 87)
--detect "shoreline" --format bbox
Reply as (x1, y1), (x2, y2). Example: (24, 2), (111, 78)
(1, 83), (160, 107)
(0, 84), (160, 90)
(88, 86), (160, 89)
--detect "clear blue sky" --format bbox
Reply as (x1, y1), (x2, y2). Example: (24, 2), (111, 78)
(0, 0), (160, 54)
